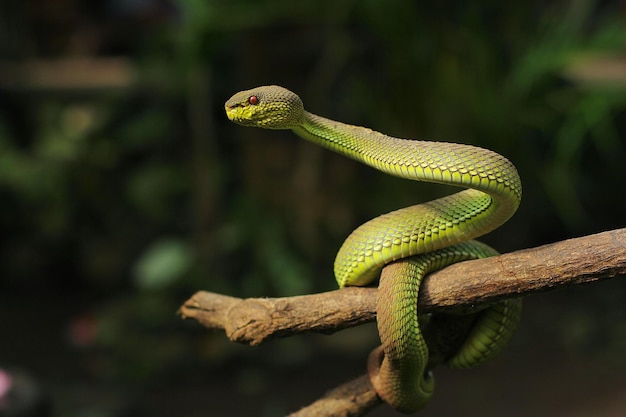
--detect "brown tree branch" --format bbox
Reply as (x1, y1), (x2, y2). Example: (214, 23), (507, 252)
(287, 374), (380, 417)
(180, 228), (626, 345)
(180, 287), (377, 346)
(179, 228), (626, 417)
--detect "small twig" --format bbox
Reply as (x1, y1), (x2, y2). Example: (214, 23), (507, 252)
(287, 374), (381, 417)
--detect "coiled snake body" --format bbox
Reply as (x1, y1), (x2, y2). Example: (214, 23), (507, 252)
(225, 85), (522, 413)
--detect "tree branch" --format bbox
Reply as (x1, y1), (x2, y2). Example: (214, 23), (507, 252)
(287, 374), (380, 417)
(179, 228), (626, 345)
(179, 228), (626, 416)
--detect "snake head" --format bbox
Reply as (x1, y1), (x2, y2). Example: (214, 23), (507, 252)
(225, 85), (304, 129)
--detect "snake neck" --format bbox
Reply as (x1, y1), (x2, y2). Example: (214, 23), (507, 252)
(293, 111), (387, 161)
(294, 111), (520, 210)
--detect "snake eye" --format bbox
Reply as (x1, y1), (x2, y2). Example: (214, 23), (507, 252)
(248, 95), (259, 105)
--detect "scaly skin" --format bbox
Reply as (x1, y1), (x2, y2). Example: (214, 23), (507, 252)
(225, 85), (523, 413)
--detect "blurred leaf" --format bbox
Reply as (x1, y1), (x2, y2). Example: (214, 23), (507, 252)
(258, 220), (313, 297)
(126, 163), (188, 221)
(133, 238), (194, 290)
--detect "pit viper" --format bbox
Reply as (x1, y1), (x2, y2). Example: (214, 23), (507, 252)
(225, 85), (522, 413)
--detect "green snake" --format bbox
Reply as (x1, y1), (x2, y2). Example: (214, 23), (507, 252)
(225, 85), (522, 413)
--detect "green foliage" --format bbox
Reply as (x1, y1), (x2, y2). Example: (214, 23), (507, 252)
(133, 238), (194, 290)
(1, 0), (623, 301)
(1, 0), (624, 313)
(1, 2), (625, 414)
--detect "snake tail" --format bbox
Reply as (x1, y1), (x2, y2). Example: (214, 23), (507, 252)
(370, 240), (520, 412)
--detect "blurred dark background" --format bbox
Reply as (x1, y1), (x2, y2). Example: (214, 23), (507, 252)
(0, 1), (625, 416)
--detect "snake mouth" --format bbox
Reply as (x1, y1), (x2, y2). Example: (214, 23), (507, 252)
(225, 104), (269, 128)
(224, 105), (238, 120)
(224, 105), (249, 125)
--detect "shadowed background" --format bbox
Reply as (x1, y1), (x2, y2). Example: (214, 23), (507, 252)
(0, 1), (625, 416)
